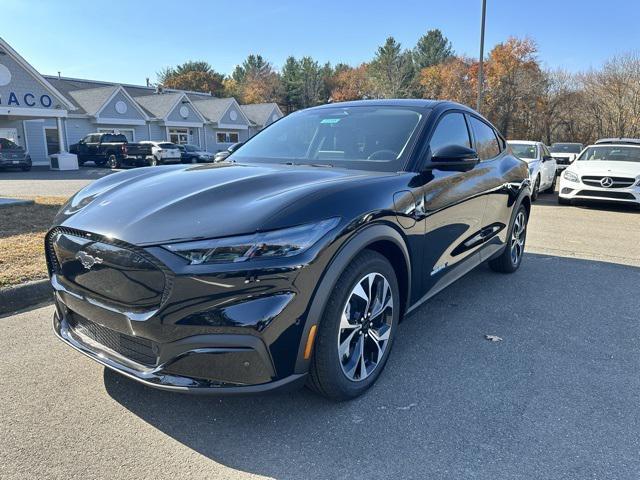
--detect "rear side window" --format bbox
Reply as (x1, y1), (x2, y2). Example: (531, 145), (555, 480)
(102, 134), (127, 143)
(469, 116), (500, 160)
(429, 112), (471, 154)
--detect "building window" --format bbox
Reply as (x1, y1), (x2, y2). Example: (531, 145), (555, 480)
(216, 132), (239, 144)
(169, 128), (190, 145)
(45, 128), (60, 155)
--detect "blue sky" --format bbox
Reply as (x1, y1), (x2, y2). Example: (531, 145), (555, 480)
(3, 0), (638, 85)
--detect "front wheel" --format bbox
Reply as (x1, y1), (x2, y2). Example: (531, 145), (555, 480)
(148, 156), (159, 167)
(531, 176), (540, 201)
(308, 250), (400, 401)
(543, 173), (556, 193)
(489, 205), (528, 274)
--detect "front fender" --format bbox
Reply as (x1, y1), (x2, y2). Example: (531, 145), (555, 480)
(293, 222), (411, 373)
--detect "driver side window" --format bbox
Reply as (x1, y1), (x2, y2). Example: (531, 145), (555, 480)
(429, 112), (471, 155)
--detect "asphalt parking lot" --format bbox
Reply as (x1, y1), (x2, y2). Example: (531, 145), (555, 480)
(1, 176), (640, 479)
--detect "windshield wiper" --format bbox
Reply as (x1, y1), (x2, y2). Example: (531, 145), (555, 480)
(285, 161), (333, 168)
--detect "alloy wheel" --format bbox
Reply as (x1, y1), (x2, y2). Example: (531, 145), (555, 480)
(338, 272), (394, 382)
(510, 210), (526, 265)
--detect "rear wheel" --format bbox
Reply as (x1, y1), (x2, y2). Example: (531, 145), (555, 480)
(107, 154), (121, 170)
(489, 205), (528, 273)
(308, 250), (399, 401)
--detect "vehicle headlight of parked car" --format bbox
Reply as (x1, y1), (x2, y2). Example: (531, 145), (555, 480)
(163, 218), (340, 265)
(563, 170), (579, 182)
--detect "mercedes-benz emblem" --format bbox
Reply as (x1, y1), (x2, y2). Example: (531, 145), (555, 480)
(76, 251), (103, 270)
(600, 177), (614, 188)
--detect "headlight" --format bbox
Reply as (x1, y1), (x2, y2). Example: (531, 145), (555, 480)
(163, 217), (340, 265)
(563, 170), (579, 182)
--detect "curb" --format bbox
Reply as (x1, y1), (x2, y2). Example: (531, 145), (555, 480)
(0, 279), (52, 316)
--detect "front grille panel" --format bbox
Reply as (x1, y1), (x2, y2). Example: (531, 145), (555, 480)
(46, 227), (173, 309)
(581, 176), (636, 188)
(69, 313), (158, 366)
(576, 190), (636, 200)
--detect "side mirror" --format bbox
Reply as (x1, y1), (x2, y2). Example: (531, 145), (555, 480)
(228, 142), (244, 153)
(543, 155), (553, 162)
(427, 145), (479, 171)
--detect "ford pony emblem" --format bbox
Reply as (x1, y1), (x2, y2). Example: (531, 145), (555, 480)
(76, 251), (103, 270)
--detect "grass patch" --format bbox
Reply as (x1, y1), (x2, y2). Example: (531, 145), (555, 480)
(0, 196), (67, 288)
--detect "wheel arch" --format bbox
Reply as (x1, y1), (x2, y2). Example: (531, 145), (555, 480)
(294, 222), (411, 373)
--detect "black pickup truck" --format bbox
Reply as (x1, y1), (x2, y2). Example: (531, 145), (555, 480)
(69, 132), (153, 169)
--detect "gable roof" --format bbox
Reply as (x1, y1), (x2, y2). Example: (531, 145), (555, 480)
(67, 85), (117, 115)
(192, 97), (252, 126)
(0, 37), (76, 110)
(133, 92), (184, 118)
(241, 103), (283, 127)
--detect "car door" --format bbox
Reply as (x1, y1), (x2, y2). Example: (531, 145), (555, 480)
(413, 110), (491, 298)
(467, 115), (525, 261)
(540, 144), (556, 187)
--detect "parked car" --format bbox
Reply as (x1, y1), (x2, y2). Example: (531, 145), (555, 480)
(550, 142), (584, 172)
(0, 137), (31, 171)
(558, 138), (640, 206)
(508, 140), (557, 200)
(213, 142), (244, 162)
(176, 144), (214, 164)
(69, 132), (152, 169)
(140, 141), (182, 165)
(46, 100), (531, 400)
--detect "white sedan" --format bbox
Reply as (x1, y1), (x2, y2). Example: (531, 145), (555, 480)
(558, 139), (640, 206)
(140, 141), (182, 165)
(507, 140), (557, 201)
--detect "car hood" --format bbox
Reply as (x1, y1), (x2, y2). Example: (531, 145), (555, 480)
(54, 162), (391, 245)
(570, 161), (640, 177)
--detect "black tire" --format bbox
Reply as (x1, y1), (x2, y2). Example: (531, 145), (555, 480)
(148, 156), (159, 167)
(20, 164), (31, 172)
(531, 176), (540, 201)
(543, 173), (556, 193)
(558, 196), (571, 205)
(308, 250), (400, 401)
(107, 154), (121, 170)
(489, 204), (528, 274)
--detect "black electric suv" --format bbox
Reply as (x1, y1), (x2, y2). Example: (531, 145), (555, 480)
(47, 100), (531, 400)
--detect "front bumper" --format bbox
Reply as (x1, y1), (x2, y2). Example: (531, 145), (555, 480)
(44, 225), (330, 394)
(51, 277), (308, 393)
(53, 306), (306, 393)
(558, 179), (640, 205)
(0, 157), (30, 167)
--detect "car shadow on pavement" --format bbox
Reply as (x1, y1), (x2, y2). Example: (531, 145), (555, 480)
(104, 253), (640, 479)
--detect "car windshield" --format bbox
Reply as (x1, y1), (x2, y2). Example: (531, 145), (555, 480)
(509, 143), (538, 160)
(232, 106), (424, 171)
(185, 145), (198, 152)
(0, 138), (19, 149)
(578, 146), (640, 162)
(550, 143), (582, 154)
